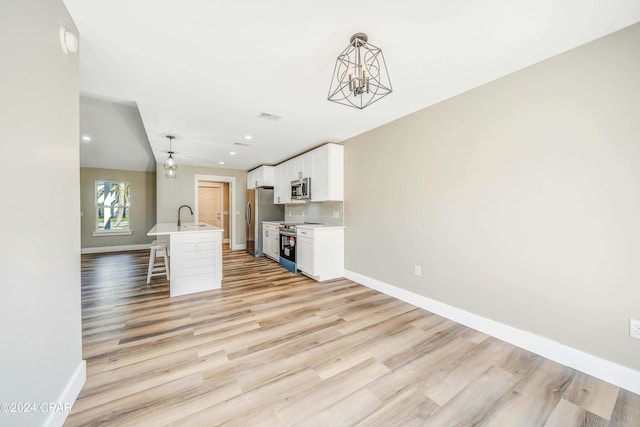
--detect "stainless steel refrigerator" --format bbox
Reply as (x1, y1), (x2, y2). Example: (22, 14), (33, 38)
(246, 187), (284, 256)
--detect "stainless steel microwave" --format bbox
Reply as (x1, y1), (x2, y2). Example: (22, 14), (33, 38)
(291, 177), (311, 200)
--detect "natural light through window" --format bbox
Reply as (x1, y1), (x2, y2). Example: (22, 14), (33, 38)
(94, 180), (131, 235)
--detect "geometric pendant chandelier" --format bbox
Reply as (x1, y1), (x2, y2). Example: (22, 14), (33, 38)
(163, 135), (177, 179)
(328, 32), (392, 109)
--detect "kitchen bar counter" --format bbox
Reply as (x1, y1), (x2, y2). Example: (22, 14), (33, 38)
(147, 222), (223, 235)
(147, 222), (223, 297)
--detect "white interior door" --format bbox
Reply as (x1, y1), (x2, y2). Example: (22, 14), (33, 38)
(198, 182), (223, 228)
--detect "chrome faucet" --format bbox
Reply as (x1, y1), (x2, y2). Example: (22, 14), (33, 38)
(177, 204), (194, 227)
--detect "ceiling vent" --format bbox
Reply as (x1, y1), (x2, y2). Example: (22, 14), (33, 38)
(234, 142), (251, 147)
(257, 112), (283, 121)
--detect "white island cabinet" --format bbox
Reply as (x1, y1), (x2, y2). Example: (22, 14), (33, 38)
(296, 225), (344, 281)
(147, 223), (223, 297)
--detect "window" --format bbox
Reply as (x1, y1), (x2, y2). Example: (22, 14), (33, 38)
(95, 180), (131, 235)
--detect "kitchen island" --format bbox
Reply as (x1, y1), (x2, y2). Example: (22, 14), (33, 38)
(147, 222), (223, 297)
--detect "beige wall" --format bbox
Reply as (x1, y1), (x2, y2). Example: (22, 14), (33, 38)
(344, 23), (640, 371)
(156, 164), (247, 247)
(0, 1), (84, 426)
(80, 168), (156, 249)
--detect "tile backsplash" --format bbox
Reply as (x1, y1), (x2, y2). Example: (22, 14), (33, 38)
(285, 201), (344, 226)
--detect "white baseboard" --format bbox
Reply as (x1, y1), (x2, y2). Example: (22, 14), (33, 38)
(45, 360), (86, 427)
(344, 269), (640, 395)
(81, 244), (151, 254)
(232, 243), (246, 250)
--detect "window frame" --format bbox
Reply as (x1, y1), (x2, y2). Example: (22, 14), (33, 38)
(93, 180), (133, 237)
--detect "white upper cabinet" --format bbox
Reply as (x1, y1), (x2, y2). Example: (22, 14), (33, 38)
(272, 143), (343, 203)
(246, 165), (275, 189)
(310, 143), (343, 202)
(247, 169), (256, 190)
(287, 152), (313, 182)
(274, 163), (289, 204)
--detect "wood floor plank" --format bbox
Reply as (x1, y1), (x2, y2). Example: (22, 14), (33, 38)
(365, 336), (474, 404)
(273, 357), (391, 425)
(65, 247), (640, 426)
(298, 388), (382, 427)
(481, 358), (576, 426)
(355, 387), (440, 427)
(563, 371), (620, 420)
(424, 365), (520, 426)
(66, 373), (204, 426)
(169, 368), (323, 426)
(422, 337), (514, 406)
(609, 389), (640, 427)
(544, 398), (607, 427)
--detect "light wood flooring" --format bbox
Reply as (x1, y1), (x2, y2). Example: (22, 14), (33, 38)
(65, 246), (640, 426)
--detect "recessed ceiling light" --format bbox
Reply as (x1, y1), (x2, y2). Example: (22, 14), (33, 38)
(81, 135), (91, 141)
(244, 135), (253, 140)
(219, 161), (225, 165)
(229, 151), (236, 156)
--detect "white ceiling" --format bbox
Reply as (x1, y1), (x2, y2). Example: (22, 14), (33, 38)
(79, 94), (156, 171)
(64, 0), (640, 172)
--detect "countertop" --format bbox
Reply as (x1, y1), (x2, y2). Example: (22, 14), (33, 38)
(296, 224), (345, 229)
(261, 220), (345, 230)
(147, 222), (224, 236)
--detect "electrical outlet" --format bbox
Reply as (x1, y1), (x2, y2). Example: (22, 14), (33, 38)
(630, 318), (640, 339)
(288, 211), (291, 216)
(414, 265), (422, 276)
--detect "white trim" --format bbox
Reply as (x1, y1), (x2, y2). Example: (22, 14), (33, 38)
(92, 231), (132, 237)
(223, 238), (230, 244)
(344, 269), (640, 395)
(81, 243), (151, 254)
(194, 174), (240, 250)
(45, 360), (86, 427)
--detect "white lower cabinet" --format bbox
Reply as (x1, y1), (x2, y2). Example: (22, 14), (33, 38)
(296, 226), (344, 281)
(296, 235), (313, 274)
(262, 222), (280, 261)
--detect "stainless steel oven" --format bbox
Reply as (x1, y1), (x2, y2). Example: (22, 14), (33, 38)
(279, 224), (297, 273)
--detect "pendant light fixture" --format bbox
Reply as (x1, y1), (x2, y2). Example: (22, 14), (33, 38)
(328, 32), (392, 109)
(164, 135), (177, 179)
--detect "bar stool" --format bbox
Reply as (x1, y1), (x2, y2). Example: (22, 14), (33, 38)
(147, 240), (170, 284)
